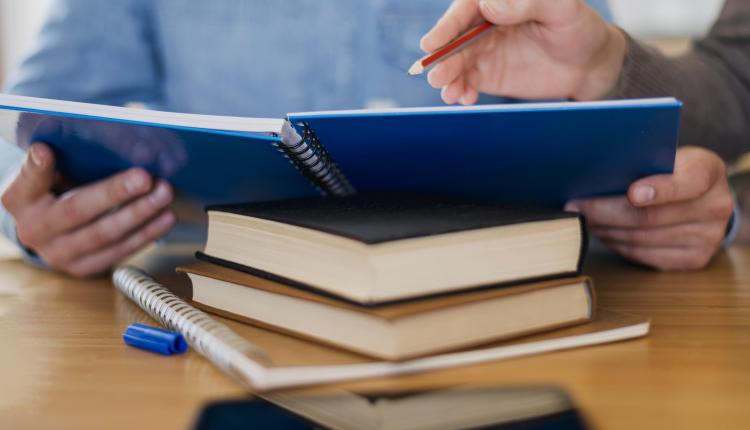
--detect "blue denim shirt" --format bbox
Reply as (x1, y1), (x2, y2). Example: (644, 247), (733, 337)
(0, 0), (611, 257)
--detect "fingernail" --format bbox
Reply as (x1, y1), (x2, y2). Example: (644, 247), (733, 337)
(480, 0), (501, 17)
(565, 201), (581, 212)
(125, 170), (149, 194)
(419, 35), (429, 52)
(29, 146), (44, 167)
(632, 185), (655, 204)
(148, 182), (171, 207)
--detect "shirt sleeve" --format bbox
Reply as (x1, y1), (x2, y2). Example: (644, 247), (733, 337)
(4, 0), (162, 106)
(0, 141), (48, 267)
(610, 0), (750, 163)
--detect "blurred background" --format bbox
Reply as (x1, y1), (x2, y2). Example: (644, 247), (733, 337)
(611, 0), (724, 37)
(0, 0), (728, 85)
(0, 0), (51, 83)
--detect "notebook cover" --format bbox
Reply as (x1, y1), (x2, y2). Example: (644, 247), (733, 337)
(0, 105), (318, 205)
(288, 99), (680, 208)
(178, 262), (596, 321)
(206, 194), (584, 244)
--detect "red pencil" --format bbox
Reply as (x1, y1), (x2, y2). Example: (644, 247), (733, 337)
(409, 21), (494, 76)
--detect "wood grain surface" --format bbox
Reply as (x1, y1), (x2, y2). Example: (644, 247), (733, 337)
(0, 243), (748, 430)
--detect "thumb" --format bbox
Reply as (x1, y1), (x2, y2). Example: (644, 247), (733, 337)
(479, 0), (584, 27)
(627, 149), (725, 207)
(2, 143), (56, 214)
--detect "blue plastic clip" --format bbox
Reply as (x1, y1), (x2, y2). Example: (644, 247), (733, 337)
(122, 323), (188, 356)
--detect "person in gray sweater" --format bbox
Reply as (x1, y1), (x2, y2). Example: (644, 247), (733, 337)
(422, 0), (747, 271)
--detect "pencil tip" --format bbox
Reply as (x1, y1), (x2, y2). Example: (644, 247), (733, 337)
(408, 62), (424, 76)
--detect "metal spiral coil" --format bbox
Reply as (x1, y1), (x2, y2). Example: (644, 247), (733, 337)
(112, 266), (270, 375)
(274, 122), (356, 197)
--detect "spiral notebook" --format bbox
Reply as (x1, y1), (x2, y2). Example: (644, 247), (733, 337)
(113, 266), (650, 392)
(0, 94), (680, 207)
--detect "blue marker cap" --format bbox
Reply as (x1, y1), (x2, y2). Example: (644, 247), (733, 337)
(122, 323), (188, 356)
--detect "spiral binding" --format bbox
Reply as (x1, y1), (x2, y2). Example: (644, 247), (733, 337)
(275, 122), (356, 197)
(112, 266), (270, 384)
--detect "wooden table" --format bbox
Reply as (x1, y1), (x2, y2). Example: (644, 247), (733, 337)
(1, 245), (748, 430)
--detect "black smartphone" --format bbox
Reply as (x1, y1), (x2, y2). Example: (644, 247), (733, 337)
(192, 386), (590, 430)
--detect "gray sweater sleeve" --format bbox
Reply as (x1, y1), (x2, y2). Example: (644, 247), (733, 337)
(611, 0), (750, 162)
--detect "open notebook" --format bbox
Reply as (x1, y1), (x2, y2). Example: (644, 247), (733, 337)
(114, 266), (649, 391)
(0, 94), (680, 207)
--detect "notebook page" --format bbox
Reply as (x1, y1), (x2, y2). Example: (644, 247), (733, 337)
(0, 93), (285, 133)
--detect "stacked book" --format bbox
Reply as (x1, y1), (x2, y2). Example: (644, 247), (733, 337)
(179, 194), (597, 361)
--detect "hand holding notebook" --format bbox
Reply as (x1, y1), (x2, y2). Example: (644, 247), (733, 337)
(0, 94), (679, 209)
(566, 147), (735, 271)
(1, 142), (176, 277)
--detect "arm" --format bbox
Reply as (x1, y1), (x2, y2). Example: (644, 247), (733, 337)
(0, 0), (174, 276)
(612, 0), (750, 162)
(593, 1), (750, 262)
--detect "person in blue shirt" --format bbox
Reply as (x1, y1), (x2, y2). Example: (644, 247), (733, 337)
(0, 0), (615, 277)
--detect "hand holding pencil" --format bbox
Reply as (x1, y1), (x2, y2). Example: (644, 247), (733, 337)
(415, 0), (627, 104)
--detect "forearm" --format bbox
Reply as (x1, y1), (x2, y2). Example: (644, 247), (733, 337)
(610, 0), (750, 163)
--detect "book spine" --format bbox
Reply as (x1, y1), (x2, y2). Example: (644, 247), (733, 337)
(275, 121), (356, 196)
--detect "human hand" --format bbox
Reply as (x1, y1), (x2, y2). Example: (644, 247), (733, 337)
(566, 147), (734, 271)
(421, 0), (627, 104)
(1, 143), (176, 277)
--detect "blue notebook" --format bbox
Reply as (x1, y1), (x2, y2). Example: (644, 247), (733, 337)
(0, 94), (680, 207)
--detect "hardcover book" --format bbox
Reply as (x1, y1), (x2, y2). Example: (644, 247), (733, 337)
(180, 262), (596, 360)
(198, 194), (588, 304)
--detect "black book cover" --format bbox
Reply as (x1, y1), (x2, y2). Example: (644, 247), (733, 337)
(207, 194), (585, 245)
